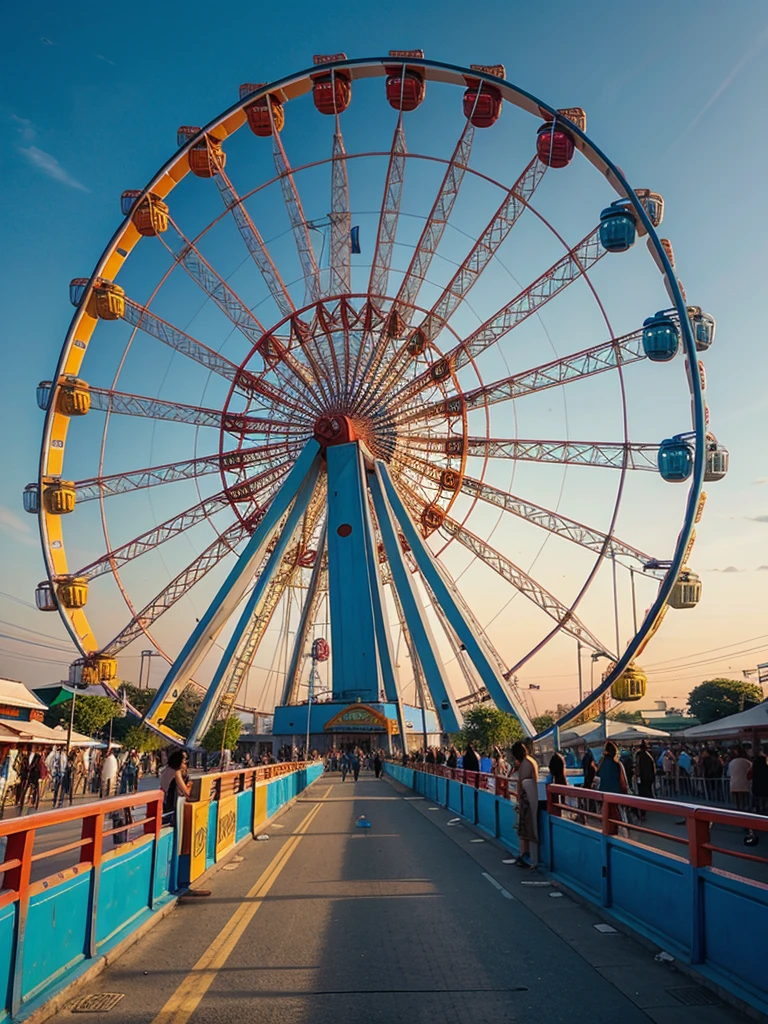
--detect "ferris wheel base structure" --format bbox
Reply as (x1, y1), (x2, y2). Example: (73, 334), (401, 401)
(144, 433), (534, 748)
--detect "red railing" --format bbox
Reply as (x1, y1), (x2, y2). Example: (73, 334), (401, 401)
(546, 783), (768, 871)
(0, 790), (163, 910)
(408, 762), (512, 799)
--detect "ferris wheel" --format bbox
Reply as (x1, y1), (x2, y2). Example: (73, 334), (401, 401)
(26, 53), (729, 745)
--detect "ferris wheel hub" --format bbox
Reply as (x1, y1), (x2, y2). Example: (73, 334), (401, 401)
(313, 414), (357, 447)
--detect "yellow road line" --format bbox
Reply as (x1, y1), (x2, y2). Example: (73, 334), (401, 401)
(151, 788), (330, 1024)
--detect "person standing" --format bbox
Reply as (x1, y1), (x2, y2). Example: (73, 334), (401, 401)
(635, 740), (656, 822)
(752, 748), (768, 816)
(581, 749), (596, 789)
(160, 749), (190, 826)
(510, 741), (539, 869)
(340, 750), (350, 782)
(596, 741), (629, 795)
(351, 748), (361, 782)
(463, 743), (480, 775)
(373, 751), (383, 779)
(728, 746), (752, 813)
(101, 748), (118, 797)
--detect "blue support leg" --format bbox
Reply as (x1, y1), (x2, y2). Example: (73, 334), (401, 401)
(144, 440), (321, 736)
(187, 461), (322, 747)
(369, 470), (462, 735)
(375, 460), (535, 735)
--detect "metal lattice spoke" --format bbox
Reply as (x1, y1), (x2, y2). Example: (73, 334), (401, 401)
(76, 461), (293, 580)
(396, 330), (646, 425)
(101, 519), (253, 655)
(74, 442), (301, 502)
(122, 298), (256, 391)
(393, 225), (606, 406)
(369, 119), (406, 301)
(355, 119), (476, 408)
(398, 480), (608, 653)
(160, 220), (324, 409)
(328, 125), (351, 298)
(212, 164), (295, 319)
(87, 386), (307, 433)
(407, 435), (660, 471)
(272, 129), (321, 305)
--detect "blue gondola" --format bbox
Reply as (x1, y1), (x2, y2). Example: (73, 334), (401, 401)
(23, 483), (39, 514)
(36, 380), (52, 410)
(658, 437), (693, 482)
(599, 202), (636, 252)
(69, 278), (88, 307)
(689, 309), (716, 352)
(642, 312), (679, 362)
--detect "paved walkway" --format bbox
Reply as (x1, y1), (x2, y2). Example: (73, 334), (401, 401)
(44, 772), (743, 1024)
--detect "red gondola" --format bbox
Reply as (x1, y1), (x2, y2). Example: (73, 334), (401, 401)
(463, 64), (505, 128)
(385, 50), (425, 111)
(240, 83), (285, 137)
(312, 54), (351, 115)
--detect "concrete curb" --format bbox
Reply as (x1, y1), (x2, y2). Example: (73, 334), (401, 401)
(14, 770), (327, 1024)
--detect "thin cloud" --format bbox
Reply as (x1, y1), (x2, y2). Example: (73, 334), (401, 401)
(747, 515), (768, 523)
(756, 479), (768, 485)
(11, 115), (36, 143)
(669, 24), (768, 151)
(40, 37), (56, 46)
(0, 506), (38, 548)
(96, 54), (116, 66)
(757, 566), (768, 572)
(18, 145), (89, 192)
(710, 566), (742, 573)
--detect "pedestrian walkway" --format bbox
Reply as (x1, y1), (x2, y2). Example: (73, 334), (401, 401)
(44, 772), (743, 1024)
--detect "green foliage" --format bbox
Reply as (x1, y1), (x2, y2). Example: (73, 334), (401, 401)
(122, 725), (162, 753)
(609, 709), (645, 724)
(46, 695), (120, 738)
(532, 714), (555, 733)
(164, 688), (202, 738)
(687, 679), (763, 724)
(456, 706), (524, 753)
(201, 717), (242, 753)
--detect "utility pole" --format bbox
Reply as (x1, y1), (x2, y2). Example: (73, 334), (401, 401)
(577, 641), (584, 704)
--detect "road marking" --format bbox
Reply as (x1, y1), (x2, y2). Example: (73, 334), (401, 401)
(482, 871), (515, 901)
(594, 923), (617, 933)
(150, 788), (329, 1024)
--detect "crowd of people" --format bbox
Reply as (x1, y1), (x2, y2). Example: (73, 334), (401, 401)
(0, 745), (163, 815)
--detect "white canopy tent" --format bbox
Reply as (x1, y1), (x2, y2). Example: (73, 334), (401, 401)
(680, 701), (768, 741)
(561, 719), (671, 747)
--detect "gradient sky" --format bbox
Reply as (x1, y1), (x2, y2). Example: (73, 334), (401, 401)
(1, 0), (767, 714)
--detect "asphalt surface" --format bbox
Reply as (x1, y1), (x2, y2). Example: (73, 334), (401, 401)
(44, 772), (744, 1024)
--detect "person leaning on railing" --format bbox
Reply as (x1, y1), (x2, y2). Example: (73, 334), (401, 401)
(160, 749), (191, 826)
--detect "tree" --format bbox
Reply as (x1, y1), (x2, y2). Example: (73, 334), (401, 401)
(201, 717), (242, 753)
(609, 709), (645, 724)
(122, 725), (163, 754)
(108, 684), (202, 746)
(46, 695), (120, 738)
(687, 679), (763, 724)
(456, 706), (524, 753)
(532, 714), (554, 733)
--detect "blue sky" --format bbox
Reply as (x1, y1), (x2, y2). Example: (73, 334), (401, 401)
(1, 0), (767, 711)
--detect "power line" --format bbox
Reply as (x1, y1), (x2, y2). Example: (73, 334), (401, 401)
(0, 632), (74, 653)
(648, 643), (768, 676)
(643, 633), (768, 669)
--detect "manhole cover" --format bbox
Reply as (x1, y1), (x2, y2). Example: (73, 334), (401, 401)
(668, 987), (721, 1007)
(71, 993), (125, 1013)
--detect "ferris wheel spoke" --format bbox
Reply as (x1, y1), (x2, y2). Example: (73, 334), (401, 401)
(390, 224), (606, 407)
(212, 164), (296, 319)
(159, 221), (325, 409)
(366, 154), (547, 415)
(76, 460), (292, 581)
(73, 442), (301, 503)
(354, 120), (476, 409)
(394, 330), (646, 426)
(87, 386), (306, 434)
(416, 156), (546, 343)
(408, 435), (660, 471)
(328, 122), (351, 299)
(101, 520), (253, 656)
(272, 131), (321, 305)
(396, 480), (607, 653)
(369, 120), (407, 301)
(122, 299), (256, 391)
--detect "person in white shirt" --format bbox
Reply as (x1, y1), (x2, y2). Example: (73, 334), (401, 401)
(727, 747), (752, 813)
(101, 749), (118, 797)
